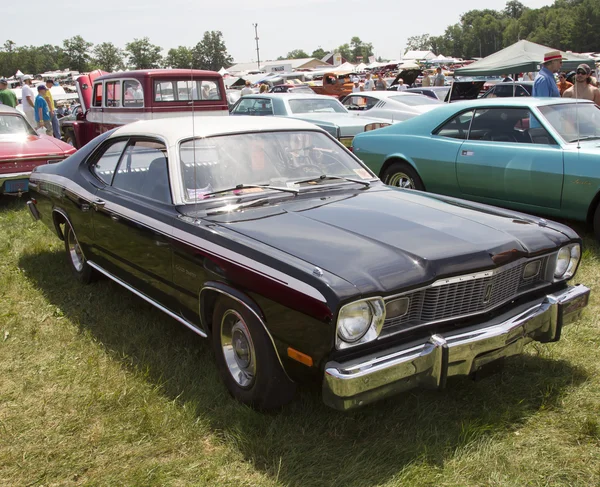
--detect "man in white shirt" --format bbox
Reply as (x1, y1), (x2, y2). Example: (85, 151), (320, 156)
(352, 79), (362, 93)
(395, 78), (407, 91)
(362, 72), (375, 91)
(21, 75), (36, 126)
(241, 80), (254, 96)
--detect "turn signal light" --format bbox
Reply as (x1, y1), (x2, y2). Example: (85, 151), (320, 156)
(287, 347), (313, 367)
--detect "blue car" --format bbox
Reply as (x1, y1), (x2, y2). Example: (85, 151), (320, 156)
(352, 97), (600, 238)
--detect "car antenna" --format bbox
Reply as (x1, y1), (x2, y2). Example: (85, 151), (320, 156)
(191, 65), (198, 205)
(575, 70), (581, 150)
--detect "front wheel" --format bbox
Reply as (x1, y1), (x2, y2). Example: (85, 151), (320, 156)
(381, 162), (425, 190)
(64, 221), (95, 284)
(212, 296), (296, 410)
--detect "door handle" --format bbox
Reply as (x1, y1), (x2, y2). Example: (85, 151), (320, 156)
(461, 150), (474, 156)
(92, 199), (106, 211)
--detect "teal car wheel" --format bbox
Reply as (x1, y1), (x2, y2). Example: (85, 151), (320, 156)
(382, 162), (424, 190)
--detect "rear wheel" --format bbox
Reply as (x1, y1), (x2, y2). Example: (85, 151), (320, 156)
(211, 296), (296, 410)
(64, 221), (94, 284)
(381, 161), (425, 190)
(593, 203), (600, 241)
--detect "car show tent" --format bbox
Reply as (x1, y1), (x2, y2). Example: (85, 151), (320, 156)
(454, 40), (595, 76)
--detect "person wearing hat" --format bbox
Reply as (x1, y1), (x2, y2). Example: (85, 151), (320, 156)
(34, 84), (52, 136)
(0, 79), (17, 108)
(532, 50), (564, 97)
(241, 80), (253, 96)
(21, 75), (36, 126)
(562, 63), (600, 103)
(44, 79), (60, 138)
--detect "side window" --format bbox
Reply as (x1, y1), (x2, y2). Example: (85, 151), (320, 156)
(343, 96), (377, 110)
(91, 140), (128, 185)
(155, 81), (174, 102)
(199, 80), (221, 100)
(493, 85), (513, 97)
(469, 108), (550, 144)
(435, 110), (474, 140)
(112, 140), (171, 203)
(92, 82), (102, 107)
(123, 80), (144, 108)
(105, 81), (121, 107)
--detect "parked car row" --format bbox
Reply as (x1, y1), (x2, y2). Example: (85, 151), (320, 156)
(4, 68), (593, 412)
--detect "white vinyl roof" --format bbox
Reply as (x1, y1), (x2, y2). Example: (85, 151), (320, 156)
(112, 115), (323, 146)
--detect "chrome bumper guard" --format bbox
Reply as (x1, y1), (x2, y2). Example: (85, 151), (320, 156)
(323, 285), (590, 411)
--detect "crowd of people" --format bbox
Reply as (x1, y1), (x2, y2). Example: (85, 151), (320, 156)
(0, 75), (77, 139)
(533, 50), (600, 103)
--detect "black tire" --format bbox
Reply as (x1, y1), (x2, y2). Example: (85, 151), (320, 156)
(593, 203), (600, 241)
(381, 161), (425, 190)
(63, 129), (75, 146)
(63, 221), (95, 284)
(212, 296), (296, 410)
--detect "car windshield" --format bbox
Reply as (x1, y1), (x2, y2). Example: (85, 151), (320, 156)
(0, 113), (35, 136)
(179, 130), (374, 203)
(288, 98), (347, 114)
(390, 95), (442, 106)
(538, 103), (600, 142)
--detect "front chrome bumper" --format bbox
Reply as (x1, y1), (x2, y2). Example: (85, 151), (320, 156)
(323, 284), (590, 411)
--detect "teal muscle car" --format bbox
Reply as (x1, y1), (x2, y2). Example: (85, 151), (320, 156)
(352, 98), (600, 238)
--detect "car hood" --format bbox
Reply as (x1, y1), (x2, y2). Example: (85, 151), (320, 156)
(201, 187), (570, 295)
(0, 134), (73, 161)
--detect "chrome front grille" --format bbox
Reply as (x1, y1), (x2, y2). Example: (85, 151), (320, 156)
(383, 256), (552, 333)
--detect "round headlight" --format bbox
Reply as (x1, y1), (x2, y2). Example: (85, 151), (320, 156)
(554, 246), (571, 278)
(337, 301), (372, 342)
(565, 244), (581, 279)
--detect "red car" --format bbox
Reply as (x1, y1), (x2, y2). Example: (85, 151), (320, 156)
(0, 105), (76, 196)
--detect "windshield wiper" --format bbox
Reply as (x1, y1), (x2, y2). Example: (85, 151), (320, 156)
(200, 183), (299, 199)
(206, 196), (277, 215)
(294, 174), (371, 188)
(568, 135), (600, 142)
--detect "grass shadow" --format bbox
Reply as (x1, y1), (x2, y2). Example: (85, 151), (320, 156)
(18, 249), (589, 487)
(0, 194), (27, 213)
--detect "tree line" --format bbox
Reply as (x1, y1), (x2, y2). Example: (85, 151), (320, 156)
(0, 32), (233, 77)
(407, 0), (600, 59)
(279, 37), (376, 63)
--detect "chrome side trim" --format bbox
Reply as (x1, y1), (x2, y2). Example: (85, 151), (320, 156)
(32, 173), (327, 303)
(0, 171), (32, 182)
(88, 261), (207, 338)
(200, 286), (291, 380)
(323, 284), (590, 411)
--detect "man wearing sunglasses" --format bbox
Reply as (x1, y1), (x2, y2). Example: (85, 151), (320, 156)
(532, 50), (564, 97)
(562, 64), (600, 103)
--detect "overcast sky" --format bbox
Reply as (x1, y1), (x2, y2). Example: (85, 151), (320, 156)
(6, 0), (554, 64)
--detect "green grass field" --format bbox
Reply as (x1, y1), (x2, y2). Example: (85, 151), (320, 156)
(1, 197), (599, 487)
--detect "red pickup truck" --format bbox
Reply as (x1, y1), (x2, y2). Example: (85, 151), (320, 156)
(63, 69), (229, 148)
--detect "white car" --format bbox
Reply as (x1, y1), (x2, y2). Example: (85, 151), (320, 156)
(340, 91), (443, 122)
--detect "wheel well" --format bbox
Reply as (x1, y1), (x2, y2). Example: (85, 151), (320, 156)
(199, 289), (220, 336)
(379, 157), (413, 179)
(379, 157), (425, 190)
(52, 210), (67, 241)
(586, 191), (600, 225)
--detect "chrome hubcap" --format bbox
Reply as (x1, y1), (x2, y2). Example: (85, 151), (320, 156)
(221, 310), (256, 388)
(67, 226), (84, 272)
(388, 172), (415, 189)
